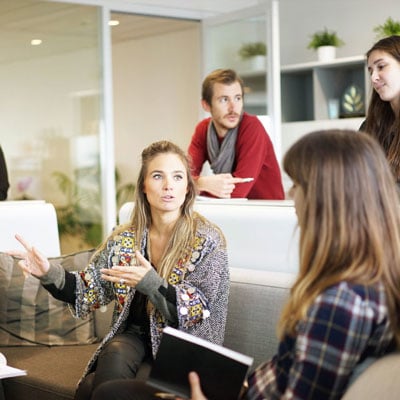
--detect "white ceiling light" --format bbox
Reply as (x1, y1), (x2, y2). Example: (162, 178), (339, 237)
(31, 39), (42, 46)
(108, 20), (120, 26)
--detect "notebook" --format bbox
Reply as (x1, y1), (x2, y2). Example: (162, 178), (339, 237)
(147, 326), (253, 400)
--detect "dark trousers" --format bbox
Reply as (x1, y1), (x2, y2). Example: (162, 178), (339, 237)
(92, 379), (157, 400)
(74, 330), (151, 400)
(0, 381), (5, 400)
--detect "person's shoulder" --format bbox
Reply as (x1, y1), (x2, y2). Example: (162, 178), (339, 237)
(239, 112), (267, 133)
(108, 224), (136, 240)
(195, 116), (212, 130)
(240, 112), (260, 124)
(193, 212), (226, 245)
(317, 281), (384, 309)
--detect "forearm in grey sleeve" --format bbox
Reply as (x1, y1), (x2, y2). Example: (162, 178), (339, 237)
(136, 269), (178, 325)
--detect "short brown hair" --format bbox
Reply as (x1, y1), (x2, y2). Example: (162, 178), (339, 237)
(201, 69), (244, 105)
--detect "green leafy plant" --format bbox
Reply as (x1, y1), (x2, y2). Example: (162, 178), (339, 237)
(52, 167), (136, 249)
(238, 42), (267, 60)
(307, 28), (344, 50)
(52, 170), (102, 247)
(374, 17), (400, 39)
(115, 168), (136, 211)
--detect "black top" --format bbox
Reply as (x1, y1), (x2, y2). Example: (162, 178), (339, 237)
(0, 146), (9, 200)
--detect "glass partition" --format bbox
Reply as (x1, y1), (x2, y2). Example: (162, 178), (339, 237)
(201, 2), (281, 159)
(202, 8), (268, 116)
(0, 0), (104, 253)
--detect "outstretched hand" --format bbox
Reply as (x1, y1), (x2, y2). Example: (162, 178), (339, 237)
(197, 174), (251, 198)
(7, 234), (50, 277)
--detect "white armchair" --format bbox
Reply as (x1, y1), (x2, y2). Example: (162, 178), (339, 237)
(0, 200), (61, 257)
(119, 199), (299, 273)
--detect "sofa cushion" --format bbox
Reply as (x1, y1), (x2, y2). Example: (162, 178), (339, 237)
(2, 344), (98, 400)
(224, 268), (294, 368)
(0, 249), (97, 346)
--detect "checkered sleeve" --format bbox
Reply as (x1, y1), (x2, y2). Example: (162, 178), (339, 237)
(246, 282), (388, 400)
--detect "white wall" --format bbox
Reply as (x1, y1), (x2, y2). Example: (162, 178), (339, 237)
(0, 48), (100, 202)
(279, 0), (400, 65)
(112, 25), (202, 186)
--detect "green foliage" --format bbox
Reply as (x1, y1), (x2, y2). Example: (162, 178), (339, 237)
(374, 17), (400, 39)
(238, 42), (267, 60)
(52, 170), (102, 247)
(115, 168), (136, 210)
(307, 28), (344, 50)
(53, 167), (136, 248)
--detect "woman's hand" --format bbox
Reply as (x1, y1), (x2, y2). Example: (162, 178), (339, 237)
(100, 250), (153, 287)
(7, 234), (50, 277)
(187, 372), (208, 400)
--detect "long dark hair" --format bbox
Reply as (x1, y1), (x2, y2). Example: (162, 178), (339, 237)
(364, 35), (400, 179)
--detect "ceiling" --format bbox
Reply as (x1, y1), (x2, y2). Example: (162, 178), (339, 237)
(0, 0), (263, 64)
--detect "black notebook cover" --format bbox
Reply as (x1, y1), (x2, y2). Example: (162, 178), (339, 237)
(147, 326), (253, 400)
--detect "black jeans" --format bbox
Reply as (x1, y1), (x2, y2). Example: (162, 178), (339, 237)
(74, 328), (151, 400)
(92, 379), (158, 400)
(0, 381), (5, 400)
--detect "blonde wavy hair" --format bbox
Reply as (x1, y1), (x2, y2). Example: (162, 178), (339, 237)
(110, 140), (198, 279)
(279, 129), (400, 346)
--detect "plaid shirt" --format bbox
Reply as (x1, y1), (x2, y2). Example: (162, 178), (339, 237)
(245, 281), (395, 400)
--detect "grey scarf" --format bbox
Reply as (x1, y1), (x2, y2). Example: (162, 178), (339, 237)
(207, 120), (239, 174)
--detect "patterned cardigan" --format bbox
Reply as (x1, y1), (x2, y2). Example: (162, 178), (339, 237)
(64, 214), (229, 380)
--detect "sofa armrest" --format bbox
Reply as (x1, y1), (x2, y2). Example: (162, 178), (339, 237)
(0, 200), (60, 257)
(342, 352), (400, 399)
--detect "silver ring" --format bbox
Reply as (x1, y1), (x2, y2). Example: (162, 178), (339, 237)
(119, 278), (125, 285)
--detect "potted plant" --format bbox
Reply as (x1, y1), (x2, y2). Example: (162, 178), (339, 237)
(307, 27), (344, 62)
(52, 167), (136, 253)
(238, 41), (267, 70)
(374, 17), (400, 39)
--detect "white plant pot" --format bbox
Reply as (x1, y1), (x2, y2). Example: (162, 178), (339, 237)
(317, 46), (336, 62)
(250, 55), (266, 71)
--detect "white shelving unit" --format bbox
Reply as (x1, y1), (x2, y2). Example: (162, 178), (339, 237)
(281, 55), (369, 122)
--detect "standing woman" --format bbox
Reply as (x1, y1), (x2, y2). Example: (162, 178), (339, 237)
(9, 140), (229, 399)
(0, 145), (9, 200)
(361, 35), (400, 182)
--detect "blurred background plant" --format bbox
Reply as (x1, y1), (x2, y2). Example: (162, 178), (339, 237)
(374, 17), (400, 39)
(238, 41), (267, 60)
(53, 167), (136, 252)
(307, 27), (344, 49)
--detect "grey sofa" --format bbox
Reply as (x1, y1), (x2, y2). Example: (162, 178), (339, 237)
(1, 267), (293, 400)
(2, 199), (400, 399)
(4, 265), (398, 400)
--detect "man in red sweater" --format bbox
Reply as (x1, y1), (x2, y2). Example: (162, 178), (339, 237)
(188, 69), (284, 199)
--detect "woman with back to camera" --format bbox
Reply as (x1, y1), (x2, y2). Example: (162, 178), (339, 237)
(243, 129), (400, 399)
(8, 140), (229, 400)
(360, 35), (400, 182)
(94, 130), (400, 400)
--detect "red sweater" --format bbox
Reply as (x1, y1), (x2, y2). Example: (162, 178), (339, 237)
(188, 113), (284, 199)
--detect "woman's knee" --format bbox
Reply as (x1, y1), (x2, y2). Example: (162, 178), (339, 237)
(92, 379), (155, 400)
(74, 373), (95, 400)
